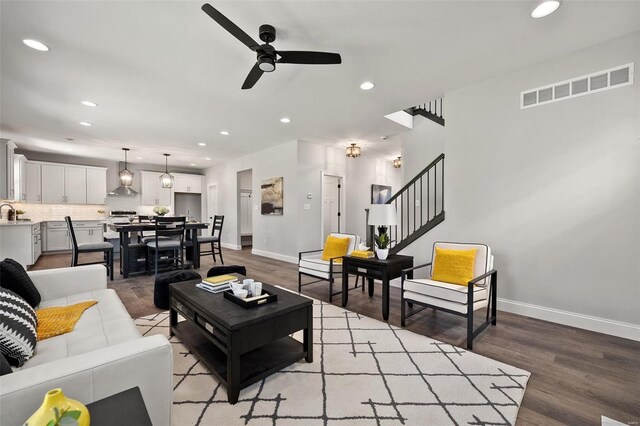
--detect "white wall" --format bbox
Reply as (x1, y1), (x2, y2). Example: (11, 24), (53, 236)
(205, 141), (299, 260)
(400, 31), (640, 339)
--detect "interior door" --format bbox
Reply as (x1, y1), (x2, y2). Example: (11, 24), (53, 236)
(240, 191), (252, 235)
(322, 176), (341, 241)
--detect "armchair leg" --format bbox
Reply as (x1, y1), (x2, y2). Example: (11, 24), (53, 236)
(491, 276), (498, 326)
(467, 306), (474, 350)
(401, 294), (406, 327)
(329, 277), (334, 302)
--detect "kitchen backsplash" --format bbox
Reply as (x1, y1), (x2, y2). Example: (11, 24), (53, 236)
(10, 203), (107, 222)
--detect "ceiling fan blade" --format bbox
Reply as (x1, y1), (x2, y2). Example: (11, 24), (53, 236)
(276, 51), (342, 65)
(242, 63), (264, 89)
(201, 3), (260, 51)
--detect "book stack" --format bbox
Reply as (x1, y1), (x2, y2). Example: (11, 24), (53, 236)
(196, 274), (238, 294)
(351, 250), (375, 259)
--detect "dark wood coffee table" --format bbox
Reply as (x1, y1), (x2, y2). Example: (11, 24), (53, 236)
(86, 387), (152, 426)
(169, 278), (313, 404)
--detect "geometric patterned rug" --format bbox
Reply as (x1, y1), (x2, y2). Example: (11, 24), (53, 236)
(135, 298), (530, 425)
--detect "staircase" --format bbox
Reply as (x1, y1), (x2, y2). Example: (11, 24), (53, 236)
(404, 98), (445, 127)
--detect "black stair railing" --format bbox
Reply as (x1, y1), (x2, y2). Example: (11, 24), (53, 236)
(367, 153), (445, 254)
(404, 98), (445, 126)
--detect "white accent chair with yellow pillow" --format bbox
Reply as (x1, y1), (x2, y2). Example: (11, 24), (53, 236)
(400, 242), (497, 350)
(298, 233), (360, 302)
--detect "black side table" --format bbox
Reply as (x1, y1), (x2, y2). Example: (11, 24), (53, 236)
(341, 254), (414, 321)
(86, 387), (152, 426)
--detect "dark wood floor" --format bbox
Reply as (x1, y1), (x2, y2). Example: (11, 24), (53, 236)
(31, 249), (640, 425)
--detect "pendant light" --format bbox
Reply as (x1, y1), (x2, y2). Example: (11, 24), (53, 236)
(118, 148), (134, 186)
(346, 143), (361, 158)
(393, 156), (402, 168)
(159, 154), (174, 188)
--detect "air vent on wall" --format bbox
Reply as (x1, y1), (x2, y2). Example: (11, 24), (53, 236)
(521, 63), (634, 109)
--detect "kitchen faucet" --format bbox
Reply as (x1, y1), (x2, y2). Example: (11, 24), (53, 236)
(0, 203), (16, 221)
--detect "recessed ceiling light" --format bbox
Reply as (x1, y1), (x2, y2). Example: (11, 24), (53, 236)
(220, 131), (230, 136)
(280, 117), (291, 123)
(23, 39), (49, 51)
(190, 163), (197, 166)
(531, 1), (560, 18)
(198, 142), (206, 147)
(79, 121), (92, 127)
(66, 137), (75, 141)
(205, 157), (212, 161)
(136, 157), (143, 160)
(360, 81), (375, 90)
(81, 101), (97, 107)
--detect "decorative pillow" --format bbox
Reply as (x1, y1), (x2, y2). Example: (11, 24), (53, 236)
(0, 354), (12, 376)
(37, 301), (98, 341)
(431, 247), (478, 286)
(0, 287), (37, 367)
(0, 258), (41, 308)
(321, 235), (351, 262)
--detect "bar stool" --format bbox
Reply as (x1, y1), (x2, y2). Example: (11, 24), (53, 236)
(146, 216), (187, 275)
(65, 216), (114, 281)
(199, 215), (224, 264)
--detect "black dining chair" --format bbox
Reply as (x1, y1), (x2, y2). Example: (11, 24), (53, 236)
(199, 215), (224, 264)
(65, 216), (114, 280)
(145, 216), (187, 275)
(138, 215), (171, 244)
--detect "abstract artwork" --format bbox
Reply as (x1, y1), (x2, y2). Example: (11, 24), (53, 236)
(371, 184), (392, 204)
(261, 177), (284, 215)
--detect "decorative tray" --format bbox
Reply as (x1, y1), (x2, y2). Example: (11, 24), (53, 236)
(223, 290), (277, 309)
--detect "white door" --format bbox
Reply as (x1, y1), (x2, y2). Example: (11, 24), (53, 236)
(86, 169), (106, 204)
(240, 192), (252, 235)
(322, 176), (341, 240)
(140, 173), (158, 205)
(207, 184), (218, 221)
(173, 174), (190, 192)
(41, 165), (65, 204)
(64, 167), (87, 204)
(25, 162), (41, 203)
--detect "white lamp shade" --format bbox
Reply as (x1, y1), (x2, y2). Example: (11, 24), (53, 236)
(368, 204), (398, 226)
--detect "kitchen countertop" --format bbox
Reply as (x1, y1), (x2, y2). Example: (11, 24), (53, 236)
(0, 220), (41, 227)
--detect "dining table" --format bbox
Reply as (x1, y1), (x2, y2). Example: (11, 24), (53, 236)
(108, 221), (208, 278)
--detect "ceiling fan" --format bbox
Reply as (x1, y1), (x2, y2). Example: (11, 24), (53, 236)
(201, 3), (342, 89)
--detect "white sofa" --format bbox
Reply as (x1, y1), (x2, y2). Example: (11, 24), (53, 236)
(0, 265), (172, 426)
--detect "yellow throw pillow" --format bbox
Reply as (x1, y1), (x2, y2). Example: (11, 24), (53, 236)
(36, 301), (97, 341)
(431, 247), (478, 286)
(321, 235), (351, 263)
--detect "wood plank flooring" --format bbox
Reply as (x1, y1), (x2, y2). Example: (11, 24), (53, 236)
(30, 249), (640, 425)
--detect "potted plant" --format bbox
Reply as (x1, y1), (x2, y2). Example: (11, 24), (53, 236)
(15, 209), (25, 220)
(373, 226), (390, 260)
(153, 206), (170, 216)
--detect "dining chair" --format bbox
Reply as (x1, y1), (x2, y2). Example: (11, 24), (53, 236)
(65, 216), (114, 281)
(145, 216), (187, 275)
(138, 215), (171, 243)
(198, 215), (224, 264)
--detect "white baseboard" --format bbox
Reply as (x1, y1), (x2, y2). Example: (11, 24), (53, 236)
(221, 242), (242, 250)
(498, 298), (640, 342)
(251, 249), (298, 265)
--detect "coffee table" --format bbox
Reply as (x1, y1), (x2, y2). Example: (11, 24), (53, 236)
(169, 278), (313, 404)
(86, 387), (151, 426)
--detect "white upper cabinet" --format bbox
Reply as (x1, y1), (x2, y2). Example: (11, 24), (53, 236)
(28, 161), (106, 205)
(172, 173), (202, 194)
(86, 168), (107, 204)
(41, 164), (66, 204)
(0, 139), (16, 200)
(24, 161), (41, 202)
(64, 166), (87, 204)
(140, 171), (172, 206)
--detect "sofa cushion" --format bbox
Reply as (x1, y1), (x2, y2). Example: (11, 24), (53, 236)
(404, 290), (488, 314)
(18, 289), (140, 370)
(403, 278), (487, 304)
(0, 258), (41, 308)
(300, 252), (343, 274)
(0, 288), (37, 367)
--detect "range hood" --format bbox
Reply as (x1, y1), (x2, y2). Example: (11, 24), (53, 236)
(107, 185), (139, 197)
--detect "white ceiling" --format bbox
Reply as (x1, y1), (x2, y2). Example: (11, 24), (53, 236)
(1, 1), (639, 168)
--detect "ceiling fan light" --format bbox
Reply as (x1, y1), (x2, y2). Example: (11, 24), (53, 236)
(258, 56), (276, 72)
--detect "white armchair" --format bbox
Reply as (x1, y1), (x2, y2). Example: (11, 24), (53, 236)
(400, 242), (497, 350)
(298, 233), (360, 302)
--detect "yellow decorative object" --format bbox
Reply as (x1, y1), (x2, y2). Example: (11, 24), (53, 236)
(24, 388), (90, 426)
(321, 235), (351, 263)
(431, 247), (478, 286)
(351, 250), (375, 259)
(36, 301), (97, 341)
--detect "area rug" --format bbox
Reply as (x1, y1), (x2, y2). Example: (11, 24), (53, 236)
(135, 298), (530, 425)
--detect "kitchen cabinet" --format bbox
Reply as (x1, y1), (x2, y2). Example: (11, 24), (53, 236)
(41, 164), (66, 203)
(32, 223), (42, 264)
(64, 166), (87, 204)
(25, 161), (42, 202)
(141, 171), (172, 205)
(173, 173), (202, 194)
(0, 222), (42, 269)
(46, 228), (71, 251)
(0, 139), (16, 200)
(86, 168), (107, 204)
